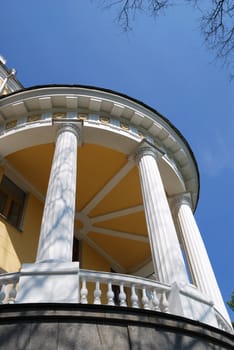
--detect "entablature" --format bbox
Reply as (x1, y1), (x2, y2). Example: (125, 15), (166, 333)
(0, 86), (199, 209)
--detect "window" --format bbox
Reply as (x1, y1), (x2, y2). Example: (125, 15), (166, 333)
(0, 175), (26, 229)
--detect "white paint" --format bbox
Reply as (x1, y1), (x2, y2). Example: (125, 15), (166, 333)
(0, 86), (199, 206)
(173, 193), (232, 326)
(36, 123), (81, 262)
(15, 262), (79, 303)
(136, 146), (189, 285)
(169, 282), (219, 328)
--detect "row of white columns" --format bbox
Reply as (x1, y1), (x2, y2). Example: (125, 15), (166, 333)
(35, 122), (228, 319)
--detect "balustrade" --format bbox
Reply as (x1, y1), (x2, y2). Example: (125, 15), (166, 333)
(79, 269), (170, 312)
(0, 270), (170, 312)
(0, 269), (232, 334)
(214, 308), (233, 333)
(0, 272), (19, 304)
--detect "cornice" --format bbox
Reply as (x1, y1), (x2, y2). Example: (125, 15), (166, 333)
(0, 85), (199, 210)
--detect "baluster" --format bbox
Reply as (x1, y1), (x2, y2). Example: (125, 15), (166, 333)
(142, 287), (150, 310)
(0, 285), (6, 304)
(107, 281), (115, 306)
(119, 283), (127, 307)
(93, 280), (102, 305)
(160, 291), (169, 313)
(80, 278), (88, 304)
(152, 289), (160, 311)
(8, 282), (17, 304)
(131, 284), (139, 308)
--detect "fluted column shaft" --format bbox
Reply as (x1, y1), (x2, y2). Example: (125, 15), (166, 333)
(173, 194), (230, 320)
(36, 123), (81, 262)
(136, 147), (189, 284)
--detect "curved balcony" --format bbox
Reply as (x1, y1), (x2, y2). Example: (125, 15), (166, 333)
(0, 270), (232, 334)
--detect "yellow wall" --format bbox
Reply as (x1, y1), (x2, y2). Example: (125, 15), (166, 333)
(0, 194), (43, 272)
(0, 192), (112, 273)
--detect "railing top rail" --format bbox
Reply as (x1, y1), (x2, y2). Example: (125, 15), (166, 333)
(80, 269), (171, 291)
(0, 272), (20, 284)
(213, 307), (234, 333)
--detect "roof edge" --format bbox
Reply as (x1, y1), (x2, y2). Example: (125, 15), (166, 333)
(0, 83), (200, 209)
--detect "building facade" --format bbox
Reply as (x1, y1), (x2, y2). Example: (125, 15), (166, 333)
(0, 57), (233, 349)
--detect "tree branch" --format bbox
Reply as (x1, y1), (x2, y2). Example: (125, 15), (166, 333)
(96, 0), (234, 78)
(98, 0), (170, 30)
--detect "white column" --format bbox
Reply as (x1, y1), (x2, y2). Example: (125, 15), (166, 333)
(36, 123), (81, 262)
(172, 193), (231, 321)
(136, 146), (189, 285)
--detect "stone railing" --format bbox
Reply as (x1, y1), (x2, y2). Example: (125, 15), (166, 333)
(79, 269), (171, 312)
(0, 270), (171, 312)
(214, 307), (233, 333)
(0, 270), (233, 334)
(0, 272), (19, 304)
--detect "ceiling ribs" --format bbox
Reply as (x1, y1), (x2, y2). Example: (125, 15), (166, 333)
(90, 205), (144, 224)
(77, 232), (126, 273)
(90, 227), (148, 242)
(81, 160), (135, 215)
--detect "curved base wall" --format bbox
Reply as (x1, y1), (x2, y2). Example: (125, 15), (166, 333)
(0, 304), (233, 350)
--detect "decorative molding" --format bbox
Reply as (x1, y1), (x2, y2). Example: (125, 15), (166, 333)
(134, 141), (164, 164)
(56, 122), (83, 140)
(0, 87), (199, 207)
(5, 120), (17, 130)
(169, 193), (193, 215)
(27, 114), (41, 123)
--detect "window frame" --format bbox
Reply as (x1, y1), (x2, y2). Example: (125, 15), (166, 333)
(0, 174), (28, 231)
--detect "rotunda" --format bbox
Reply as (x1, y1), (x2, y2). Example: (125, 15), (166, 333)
(0, 57), (233, 349)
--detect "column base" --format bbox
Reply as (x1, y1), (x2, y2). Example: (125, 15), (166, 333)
(168, 282), (218, 328)
(15, 261), (79, 303)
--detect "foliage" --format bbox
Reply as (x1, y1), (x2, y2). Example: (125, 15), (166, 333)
(97, 0), (234, 78)
(227, 291), (234, 311)
(227, 291), (234, 328)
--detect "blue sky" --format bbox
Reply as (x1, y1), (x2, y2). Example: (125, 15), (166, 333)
(1, 1), (233, 318)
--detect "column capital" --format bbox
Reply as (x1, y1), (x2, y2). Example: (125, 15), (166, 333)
(170, 192), (193, 215)
(134, 142), (163, 164)
(56, 122), (82, 140)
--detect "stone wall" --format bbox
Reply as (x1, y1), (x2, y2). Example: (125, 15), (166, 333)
(0, 304), (233, 350)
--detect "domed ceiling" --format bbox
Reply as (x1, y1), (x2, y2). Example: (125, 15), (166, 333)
(6, 143), (151, 273)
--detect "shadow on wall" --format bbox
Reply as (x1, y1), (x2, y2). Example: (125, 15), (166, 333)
(0, 317), (231, 350)
(0, 305), (233, 350)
